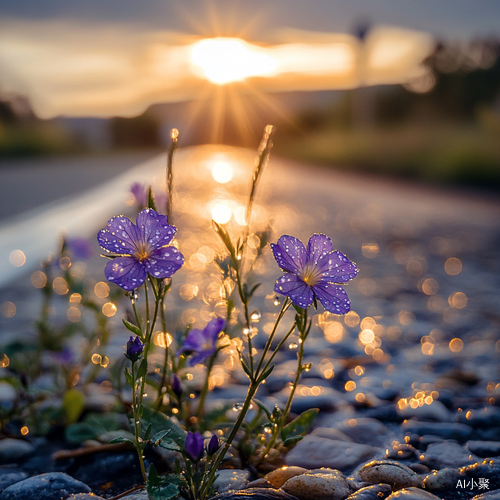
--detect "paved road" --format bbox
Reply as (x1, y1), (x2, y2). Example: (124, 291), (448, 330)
(1, 145), (499, 356)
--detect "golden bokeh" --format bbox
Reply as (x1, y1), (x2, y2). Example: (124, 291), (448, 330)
(445, 257), (462, 275)
(0, 301), (16, 318)
(94, 282), (110, 298)
(345, 380), (356, 392)
(154, 331), (173, 348)
(9, 249), (26, 267)
(53, 277), (69, 295)
(422, 278), (439, 295)
(67, 306), (81, 323)
(344, 311), (360, 327)
(449, 338), (464, 353)
(31, 271), (48, 288)
(449, 291), (468, 309)
(102, 302), (117, 317)
(362, 242), (380, 258)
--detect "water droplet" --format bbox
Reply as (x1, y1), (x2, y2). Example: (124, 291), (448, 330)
(273, 296), (280, 306)
(250, 310), (261, 322)
(288, 343), (298, 350)
(302, 363), (312, 372)
(130, 289), (139, 304)
(233, 403), (244, 412)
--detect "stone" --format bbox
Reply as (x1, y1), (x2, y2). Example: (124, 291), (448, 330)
(420, 442), (477, 469)
(265, 467), (309, 488)
(211, 488), (301, 500)
(0, 439), (35, 464)
(310, 428), (354, 442)
(285, 436), (376, 472)
(346, 484), (393, 500)
(402, 421), (472, 442)
(1, 472), (91, 500)
(385, 487), (441, 499)
(120, 492), (149, 500)
(385, 441), (417, 460)
(462, 459), (500, 490)
(330, 418), (391, 447)
(358, 461), (422, 490)
(282, 469), (350, 500)
(423, 468), (461, 490)
(214, 470), (250, 493)
(456, 407), (500, 428)
(0, 472), (28, 492)
(67, 495), (106, 500)
(467, 441), (500, 458)
(472, 490), (500, 500)
(397, 401), (451, 422)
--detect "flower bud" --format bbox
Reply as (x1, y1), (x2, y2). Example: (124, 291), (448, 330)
(171, 374), (182, 399)
(184, 431), (204, 462)
(207, 434), (220, 455)
(126, 336), (144, 362)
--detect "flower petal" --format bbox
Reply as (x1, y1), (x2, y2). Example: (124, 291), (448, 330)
(271, 235), (307, 275)
(177, 329), (205, 354)
(203, 317), (226, 342)
(98, 216), (141, 254)
(306, 233), (333, 265)
(146, 246), (184, 279)
(274, 273), (313, 309)
(104, 256), (146, 291)
(189, 350), (213, 366)
(136, 208), (176, 249)
(313, 283), (352, 314)
(316, 251), (359, 283)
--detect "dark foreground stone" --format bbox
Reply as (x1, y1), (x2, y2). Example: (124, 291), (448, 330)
(0, 472), (91, 500)
(211, 488), (299, 500)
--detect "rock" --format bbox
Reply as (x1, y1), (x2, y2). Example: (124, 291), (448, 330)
(285, 436), (376, 472)
(214, 470), (250, 493)
(408, 465), (429, 474)
(418, 435), (446, 449)
(420, 442), (477, 469)
(211, 488), (300, 500)
(329, 418), (391, 447)
(461, 459), (500, 490)
(282, 469), (350, 500)
(67, 495), (106, 500)
(1, 472), (91, 500)
(0, 472), (28, 492)
(310, 428), (354, 442)
(346, 484), (393, 500)
(402, 421), (472, 442)
(468, 441), (500, 458)
(385, 441), (417, 460)
(119, 492), (149, 500)
(358, 461), (422, 490)
(397, 401), (451, 422)
(0, 439), (35, 464)
(265, 467), (309, 488)
(456, 407), (500, 428)
(245, 479), (273, 489)
(472, 490), (500, 500)
(423, 468), (461, 490)
(385, 487), (441, 499)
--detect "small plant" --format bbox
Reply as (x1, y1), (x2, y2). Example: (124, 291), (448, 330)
(97, 126), (358, 499)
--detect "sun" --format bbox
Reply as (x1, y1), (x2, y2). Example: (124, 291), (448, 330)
(190, 37), (276, 85)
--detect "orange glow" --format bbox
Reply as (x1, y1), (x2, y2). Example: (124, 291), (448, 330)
(449, 338), (464, 353)
(445, 258), (462, 275)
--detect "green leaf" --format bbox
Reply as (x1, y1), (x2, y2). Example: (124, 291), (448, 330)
(137, 358), (148, 379)
(124, 367), (134, 388)
(148, 186), (157, 211)
(122, 319), (142, 336)
(239, 353), (253, 381)
(63, 389), (85, 424)
(212, 220), (236, 259)
(147, 464), (180, 500)
(65, 412), (125, 444)
(142, 406), (186, 447)
(281, 408), (319, 442)
(247, 282), (262, 300)
(257, 364), (274, 384)
(158, 437), (181, 452)
(109, 436), (135, 445)
(283, 435), (304, 447)
(152, 429), (171, 444)
(252, 399), (271, 420)
(143, 423), (153, 441)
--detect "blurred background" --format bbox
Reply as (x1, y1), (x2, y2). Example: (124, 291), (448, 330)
(1, 0), (500, 187)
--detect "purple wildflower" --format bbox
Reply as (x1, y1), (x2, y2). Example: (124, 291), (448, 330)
(97, 208), (184, 291)
(171, 373), (183, 399)
(184, 431), (204, 462)
(177, 317), (226, 366)
(66, 237), (93, 260)
(271, 234), (358, 315)
(126, 336), (145, 362)
(207, 434), (219, 455)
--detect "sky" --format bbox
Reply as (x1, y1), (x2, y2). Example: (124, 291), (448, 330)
(0, 0), (499, 118)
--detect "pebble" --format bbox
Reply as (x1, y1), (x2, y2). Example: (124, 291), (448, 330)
(210, 488), (301, 500)
(310, 428), (354, 442)
(285, 436), (376, 471)
(67, 495), (106, 500)
(358, 461), (422, 490)
(396, 401), (451, 422)
(467, 441), (500, 458)
(385, 487), (441, 499)
(0, 472), (28, 492)
(265, 467), (309, 488)
(0, 472), (91, 500)
(402, 421), (472, 442)
(456, 407), (500, 428)
(0, 439), (35, 464)
(423, 468), (461, 490)
(385, 441), (417, 460)
(419, 442), (477, 469)
(461, 459), (500, 490)
(282, 468), (350, 500)
(472, 491), (500, 500)
(214, 470), (250, 493)
(346, 484), (393, 500)
(328, 418), (391, 447)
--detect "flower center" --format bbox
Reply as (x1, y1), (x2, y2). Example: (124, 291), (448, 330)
(302, 264), (320, 287)
(134, 242), (150, 262)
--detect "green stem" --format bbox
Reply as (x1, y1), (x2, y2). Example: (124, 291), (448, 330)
(155, 295), (169, 410)
(131, 362), (148, 484)
(166, 129), (178, 221)
(196, 353), (216, 424)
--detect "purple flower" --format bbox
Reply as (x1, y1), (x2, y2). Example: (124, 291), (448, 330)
(171, 373), (183, 399)
(126, 336), (144, 362)
(184, 431), (204, 462)
(97, 208), (184, 291)
(131, 183), (167, 211)
(207, 434), (219, 455)
(271, 234), (358, 315)
(66, 237), (93, 260)
(177, 317), (226, 366)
